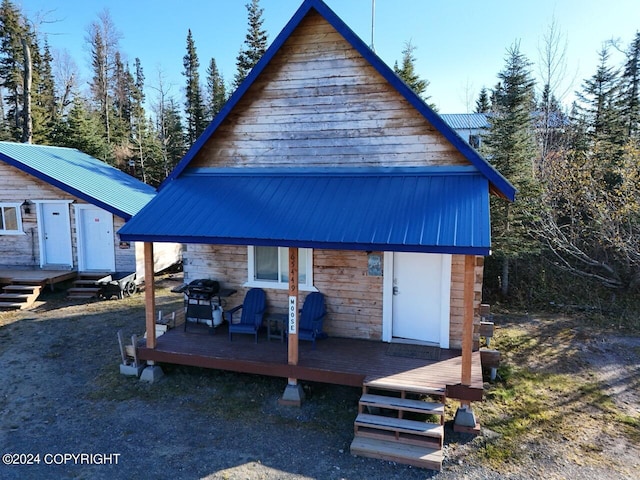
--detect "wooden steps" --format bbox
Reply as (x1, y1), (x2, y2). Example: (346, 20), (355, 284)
(350, 437), (443, 471)
(0, 284), (43, 310)
(67, 273), (108, 299)
(350, 383), (446, 471)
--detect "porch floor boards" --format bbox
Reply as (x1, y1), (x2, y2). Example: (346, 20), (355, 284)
(137, 322), (483, 396)
(0, 268), (77, 287)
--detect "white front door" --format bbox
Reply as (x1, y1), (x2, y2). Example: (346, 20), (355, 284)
(38, 202), (73, 268)
(390, 252), (451, 346)
(76, 206), (115, 271)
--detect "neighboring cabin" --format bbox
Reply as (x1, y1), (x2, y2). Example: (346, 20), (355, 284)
(440, 113), (490, 150)
(440, 111), (569, 150)
(0, 142), (181, 281)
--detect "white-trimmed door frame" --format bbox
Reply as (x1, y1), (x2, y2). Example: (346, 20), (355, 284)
(382, 251), (451, 348)
(34, 200), (74, 268)
(74, 204), (116, 272)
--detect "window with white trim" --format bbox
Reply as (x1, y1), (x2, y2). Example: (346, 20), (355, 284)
(247, 246), (314, 290)
(0, 203), (23, 234)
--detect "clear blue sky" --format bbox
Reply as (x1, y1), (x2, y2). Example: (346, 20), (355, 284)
(17, 0), (640, 113)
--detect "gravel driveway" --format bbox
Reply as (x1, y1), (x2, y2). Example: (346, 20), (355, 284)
(0, 276), (638, 479)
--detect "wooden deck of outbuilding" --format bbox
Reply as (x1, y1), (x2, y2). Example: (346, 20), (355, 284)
(0, 268), (77, 288)
(137, 322), (484, 401)
(0, 268), (78, 310)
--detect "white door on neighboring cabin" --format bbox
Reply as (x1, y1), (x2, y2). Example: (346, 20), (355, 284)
(38, 201), (73, 268)
(391, 252), (451, 346)
(76, 206), (115, 271)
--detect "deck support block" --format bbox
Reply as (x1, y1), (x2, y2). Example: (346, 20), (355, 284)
(120, 363), (146, 377)
(453, 405), (480, 434)
(140, 363), (164, 383)
(279, 382), (305, 407)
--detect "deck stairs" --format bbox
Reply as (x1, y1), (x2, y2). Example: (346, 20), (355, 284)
(0, 282), (44, 310)
(350, 381), (446, 471)
(67, 273), (109, 299)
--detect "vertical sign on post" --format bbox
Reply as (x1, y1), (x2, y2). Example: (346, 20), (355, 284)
(287, 247), (299, 370)
(288, 296), (297, 334)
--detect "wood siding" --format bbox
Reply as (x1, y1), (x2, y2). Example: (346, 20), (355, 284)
(184, 245), (480, 346)
(184, 244), (383, 340)
(191, 11), (469, 169)
(0, 163), (136, 271)
(449, 255), (484, 349)
(1, 163), (73, 267)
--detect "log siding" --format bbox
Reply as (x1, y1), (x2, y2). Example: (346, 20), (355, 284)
(0, 163), (136, 271)
(184, 245), (481, 347)
(192, 11), (469, 169)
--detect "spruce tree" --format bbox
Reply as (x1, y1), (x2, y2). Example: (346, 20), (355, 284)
(205, 57), (226, 121)
(482, 42), (540, 297)
(0, 0), (28, 139)
(130, 57), (150, 183)
(183, 29), (206, 145)
(475, 87), (491, 113)
(233, 0), (268, 89)
(32, 39), (57, 144)
(58, 97), (110, 160)
(111, 51), (133, 144)
(574, 46), (624, 175)
(393, 40), (432, 106)
(158, 97), (186, 175)
(620, 31), (640, 138)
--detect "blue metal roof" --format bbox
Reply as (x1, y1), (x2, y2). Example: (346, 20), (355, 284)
(0, 142), (156, 219)
(441, 112), (569, 130)
(119, 167), (491, 255)
(164, 0), (515, 202)
(440, 113), (491, 130)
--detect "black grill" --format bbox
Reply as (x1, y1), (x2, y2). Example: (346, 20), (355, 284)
(185, 279), (220, 300)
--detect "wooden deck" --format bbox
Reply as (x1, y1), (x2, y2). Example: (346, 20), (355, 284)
(0, 268), (77, 288)
(137, 322), (484, 401)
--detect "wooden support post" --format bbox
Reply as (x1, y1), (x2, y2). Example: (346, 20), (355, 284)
(454, 254), (480, 432)
(280, 247), (305, 406)
(287, 247), (299, 379)
(461, 254), (475, 389)
(144, 242), (156, 349)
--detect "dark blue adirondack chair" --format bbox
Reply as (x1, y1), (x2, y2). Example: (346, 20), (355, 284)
(298, 292), (327, 349)
(226, 288), (266, 343)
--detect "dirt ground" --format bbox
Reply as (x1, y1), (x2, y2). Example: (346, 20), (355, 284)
(0, 274), (638, 480)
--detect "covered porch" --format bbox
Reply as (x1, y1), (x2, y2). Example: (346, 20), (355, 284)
(119, 166), (514, 469)
(137, 321), (484, 400)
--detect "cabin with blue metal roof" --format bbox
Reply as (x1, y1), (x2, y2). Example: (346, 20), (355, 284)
(118, 0), (514, 470)
(0, 141), (181, 308)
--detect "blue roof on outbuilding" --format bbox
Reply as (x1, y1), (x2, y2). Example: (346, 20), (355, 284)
(0, 142), (155, 219)
(119, 167), (492, 255)
(440, 113), (491, 130)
